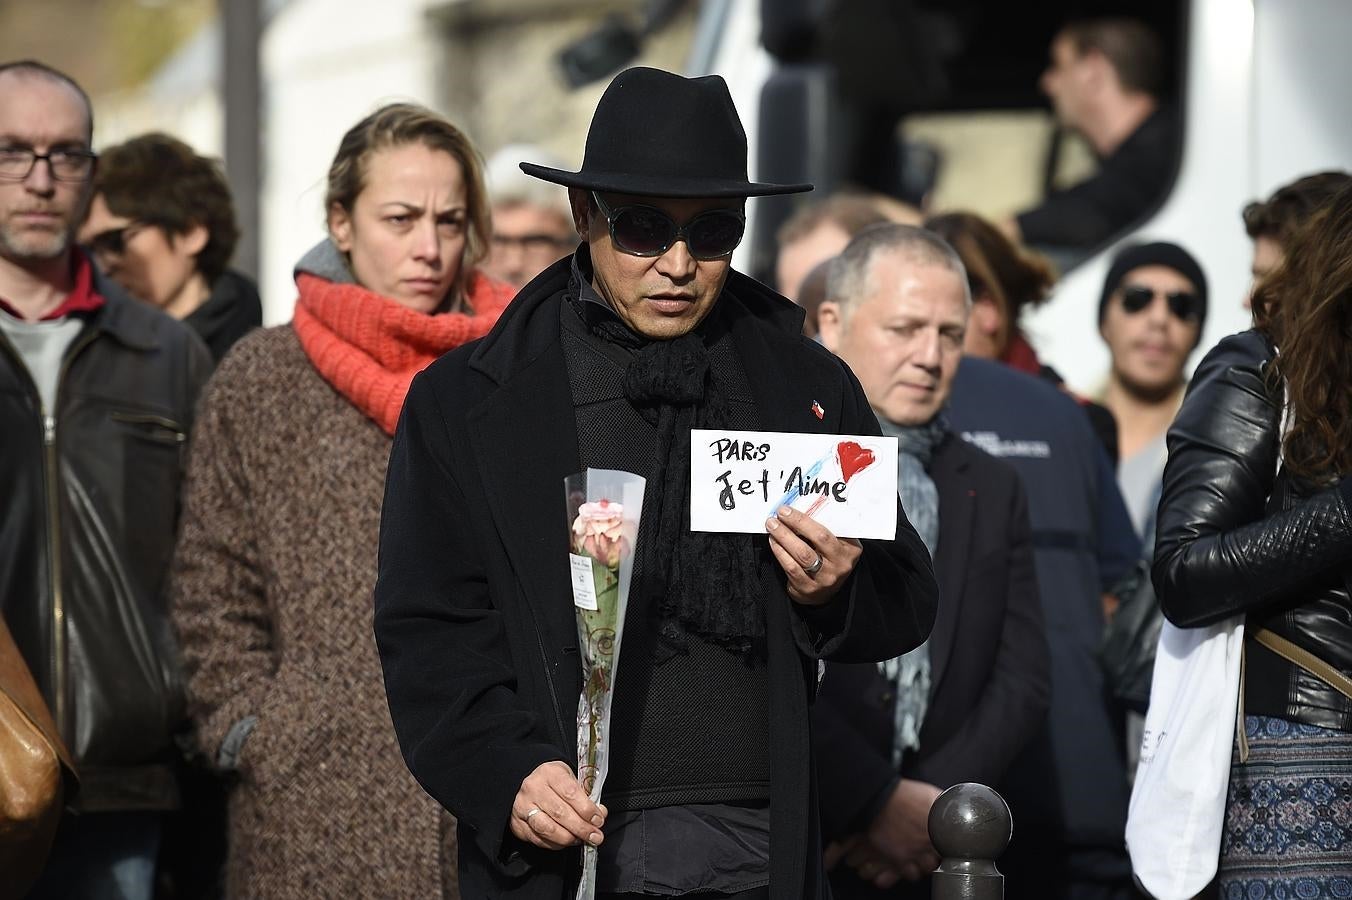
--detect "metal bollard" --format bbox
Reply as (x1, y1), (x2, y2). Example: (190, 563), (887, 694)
(928, 783), (1012, 900)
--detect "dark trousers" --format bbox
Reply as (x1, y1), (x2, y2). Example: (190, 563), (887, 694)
(599, 890), (770, 900)
(26, 811), (162, 900)
(999, 840), (1140, 900)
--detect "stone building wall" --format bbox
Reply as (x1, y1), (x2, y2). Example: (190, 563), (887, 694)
(430, 0), (698, 167)
(251, 0), (696, 320)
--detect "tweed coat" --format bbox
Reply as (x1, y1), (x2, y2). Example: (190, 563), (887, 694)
(373, 254), (940, 899)
(171, 326), (457, 898)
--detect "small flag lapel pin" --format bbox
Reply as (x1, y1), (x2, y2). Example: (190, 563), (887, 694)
(811, 400), (825, 420)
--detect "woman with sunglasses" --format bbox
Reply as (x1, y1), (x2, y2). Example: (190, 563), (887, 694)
(80, 133), (262, 363)
(169, 104), (513, 898)
(1153, 182), (1352, 896)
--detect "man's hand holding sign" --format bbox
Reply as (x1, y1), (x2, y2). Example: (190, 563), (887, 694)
(767, 505), (863, 606)
(690, 429), (899, 606)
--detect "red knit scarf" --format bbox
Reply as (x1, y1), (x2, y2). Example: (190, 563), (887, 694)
(292, 270), (514, 434)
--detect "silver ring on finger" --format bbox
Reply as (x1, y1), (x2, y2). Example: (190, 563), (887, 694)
(804, 554), (823, 576)
(525, 808), (543, 829)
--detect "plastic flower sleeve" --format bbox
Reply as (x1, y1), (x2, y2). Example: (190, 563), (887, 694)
(564, 468), (645, 900)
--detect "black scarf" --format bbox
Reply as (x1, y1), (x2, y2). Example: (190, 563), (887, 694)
(567, 274), (769, 653)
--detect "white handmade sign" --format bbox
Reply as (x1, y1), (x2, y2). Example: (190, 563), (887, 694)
(689, 429), (898, 540)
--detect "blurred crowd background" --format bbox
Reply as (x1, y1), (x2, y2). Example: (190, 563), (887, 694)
(11, 0), (1346, 391)
(3, 2), (1351, 899)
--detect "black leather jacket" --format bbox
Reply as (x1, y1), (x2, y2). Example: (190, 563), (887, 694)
(0, 272), (211, 811)
(1153, 329), (1352, 733)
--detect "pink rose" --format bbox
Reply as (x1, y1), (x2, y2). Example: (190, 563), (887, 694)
(572, 499), (629, 567)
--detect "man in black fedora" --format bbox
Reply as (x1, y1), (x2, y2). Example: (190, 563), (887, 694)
(374, 66), (938, 900)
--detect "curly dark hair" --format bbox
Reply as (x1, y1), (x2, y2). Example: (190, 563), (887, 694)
(1251, 180), (1352, 480)
(1243, 171), (1350, 248)
(92, 132), (239, 282)
(925, 211), (1057, 333)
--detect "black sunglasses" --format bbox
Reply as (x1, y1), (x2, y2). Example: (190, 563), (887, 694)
(1120, 284), (1201, 321)
(85, 221), (150, 259)
(592, 192), (745, 260)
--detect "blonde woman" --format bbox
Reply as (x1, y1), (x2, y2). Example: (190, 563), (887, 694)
(171, 104), (513, 898)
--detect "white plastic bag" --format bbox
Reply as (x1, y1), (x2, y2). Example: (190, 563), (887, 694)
(1125, 615), (1244, 899)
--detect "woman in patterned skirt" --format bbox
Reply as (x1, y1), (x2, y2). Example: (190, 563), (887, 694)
(1153, 180), (1352, 899)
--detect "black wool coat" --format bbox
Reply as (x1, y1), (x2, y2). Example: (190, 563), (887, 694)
(813, 435), (1051, 899)
(374, 255), (939, 900)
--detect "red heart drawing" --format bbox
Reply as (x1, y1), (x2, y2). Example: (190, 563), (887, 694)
(837, 441), (876, 483)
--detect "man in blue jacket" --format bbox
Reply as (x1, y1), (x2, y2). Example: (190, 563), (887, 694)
(947, 356), (1140, 900)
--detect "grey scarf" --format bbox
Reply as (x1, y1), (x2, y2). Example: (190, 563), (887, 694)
(876, 415), (945, 764)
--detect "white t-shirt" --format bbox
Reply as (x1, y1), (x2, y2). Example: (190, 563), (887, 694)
(0, 307), (84, 416)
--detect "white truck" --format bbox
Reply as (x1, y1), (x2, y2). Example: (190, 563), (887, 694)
(689, 0), (1352, 392)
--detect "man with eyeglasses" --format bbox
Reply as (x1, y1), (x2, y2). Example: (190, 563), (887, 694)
(484, 143), (579, 290)
(0, 60), (211, 899)
(374, 67), (938, 900)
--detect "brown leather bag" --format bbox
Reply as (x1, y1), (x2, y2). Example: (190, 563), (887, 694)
(0, 617), (77, 900)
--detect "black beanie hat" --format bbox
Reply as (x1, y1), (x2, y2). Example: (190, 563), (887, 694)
(1098, 242), (1209, 336)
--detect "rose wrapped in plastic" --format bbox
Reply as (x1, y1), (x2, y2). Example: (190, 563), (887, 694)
(564, 469), (645, 900)
(573, 500), (628, 570)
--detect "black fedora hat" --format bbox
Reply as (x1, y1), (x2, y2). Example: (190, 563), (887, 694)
(521, 67), (812, 198)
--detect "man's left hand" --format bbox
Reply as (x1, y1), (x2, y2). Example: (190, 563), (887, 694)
(828, 834), (902, 889)
(868, 778), (943, 880)
(765, 505), (861, 606)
